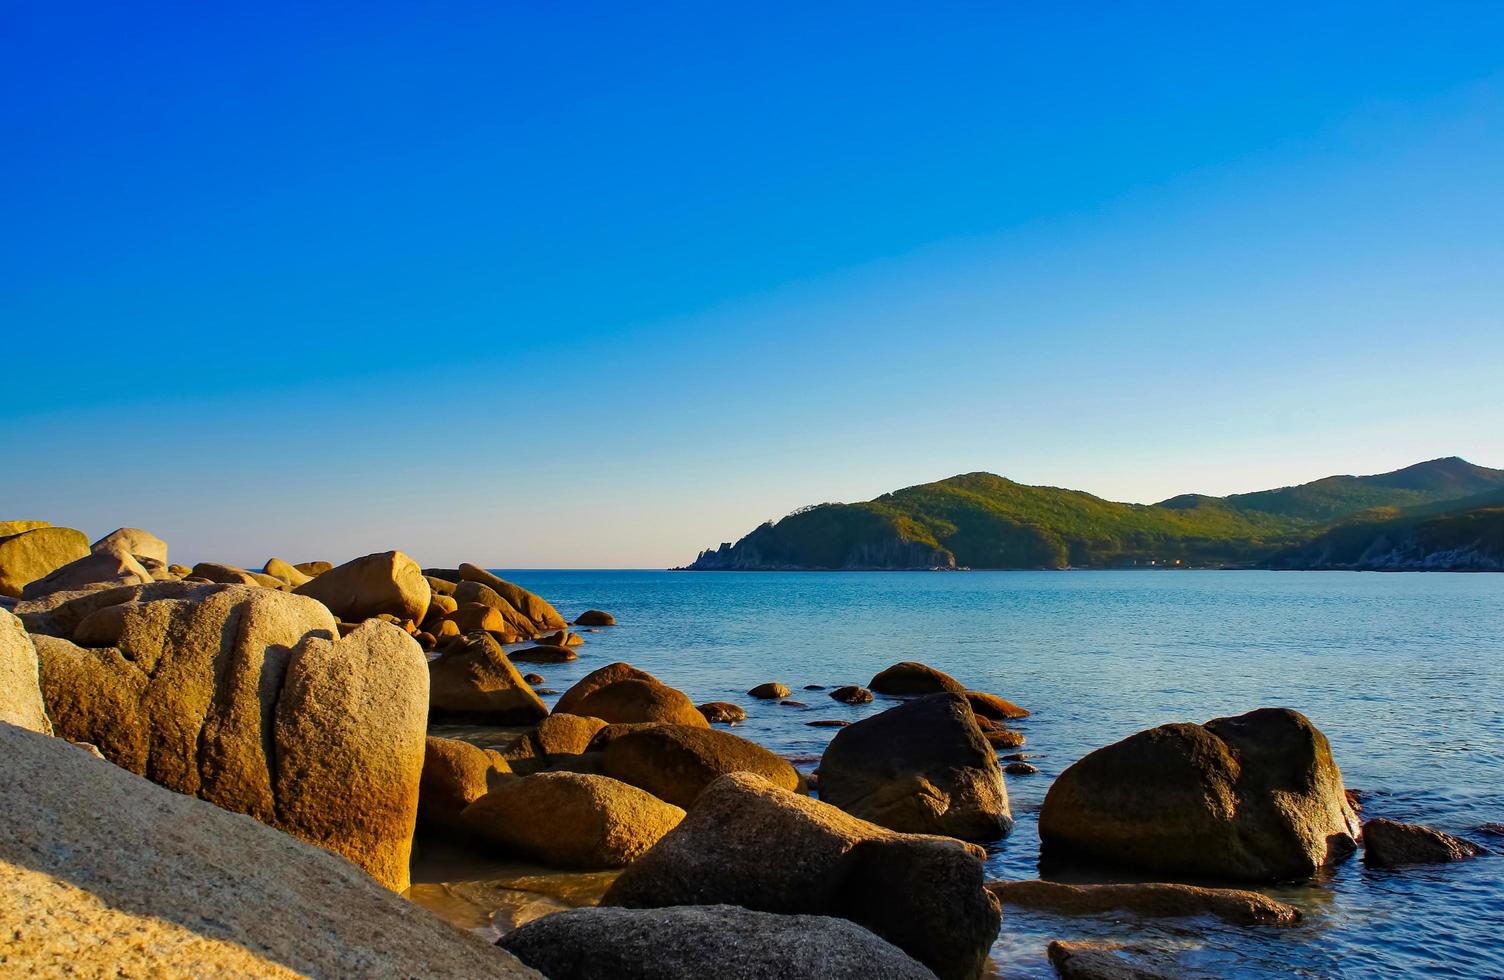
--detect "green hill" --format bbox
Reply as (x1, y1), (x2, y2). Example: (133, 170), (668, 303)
(1268, 485), (1504, 571)
(684, 457), (1504, 570)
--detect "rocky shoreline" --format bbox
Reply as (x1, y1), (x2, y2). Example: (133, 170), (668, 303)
(2, 520), (1494, 978)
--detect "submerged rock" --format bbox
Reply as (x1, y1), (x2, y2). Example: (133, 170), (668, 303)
(1039, 707), (1359, 882)
(819, 692), (1011, 842)
(461, 772), (684, 868)
(498, 905), (935, 980)
(990, 879), (1301, 926)
(604, 772), (1000, 980)
(600, 723), (801, 807)
(1363, 818), (1483, 867)
(1047, 940), (1184, 980)
(696, 700), (747, 724)
(748, 681), (791, 699)
(830, 685), (874, 704)
(868, 661), (966, 696)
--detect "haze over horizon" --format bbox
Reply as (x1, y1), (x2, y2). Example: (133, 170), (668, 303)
(5, 3), (1503, 567)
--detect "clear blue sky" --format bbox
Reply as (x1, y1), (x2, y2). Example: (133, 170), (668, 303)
(4, 3), (1502, 567)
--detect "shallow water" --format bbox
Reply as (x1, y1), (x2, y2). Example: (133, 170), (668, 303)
(425, 570), (1504, 977)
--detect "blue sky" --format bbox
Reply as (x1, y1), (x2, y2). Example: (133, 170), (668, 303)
(4, 2), (1502, 567)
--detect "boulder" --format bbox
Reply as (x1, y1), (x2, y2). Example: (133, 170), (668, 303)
(830, 685), (874, 705)
(0, 609), (52, 734)
(501, 713), (607, 771)
(523, 672), (546, 685)
(1363, 818), (1483, 867)
(819, 693), (1011, 842)
(262, 557), (312, 587)
(748, 681), (790, 699)
(868, 662), (966, 696)
(538, 629), (583, 647)
(572, 677), (709, 729)
(428, 631), (548, 724)
(511, 643), (579, 663)
(91, 527), (168, 564)
(1038, 707), (1359, 882)
(697, 701), (747, 724)
(33, 585), (429, 890)
(604, 772), (999, 980)
(191, 561), (272, 586)
(555, 662), (656, 715)
(1004, 762), (1039, 775)
(294, 560), (334, 576)
(424, 592), (460, 621)
(420, 735), (511, 831)
(0, 723), (537, 979)
(0, 526), (90, 598)
(457, 563), (567, 631)
(1047, 941), (1183, 980)
(20, 548), (153, 599)
(425, 574), (457, 595)
(600, 723), (802, 807)
(964, 691), (1030, 720)
(294, 550), (430, 625)
(986, 729), (1026, 749)
(498, 905), (934, 980)
(990, 879), (1301, 926)
(461, 772), (684, 868)
(452, 580), (535, 638)
(573, 609), (616, 626)
(444, 602), (513, 637)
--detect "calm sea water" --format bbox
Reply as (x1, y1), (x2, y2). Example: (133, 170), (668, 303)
(483, 570), (1504, 978)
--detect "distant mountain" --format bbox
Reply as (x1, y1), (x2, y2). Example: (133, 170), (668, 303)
(1267, 486), (1504, 571)
(683, 457), (1504, 571)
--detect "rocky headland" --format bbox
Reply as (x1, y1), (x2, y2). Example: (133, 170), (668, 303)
(1, 519), (1492, 978)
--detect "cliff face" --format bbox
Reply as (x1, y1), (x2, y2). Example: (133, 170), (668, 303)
(684, 506), (956, 570)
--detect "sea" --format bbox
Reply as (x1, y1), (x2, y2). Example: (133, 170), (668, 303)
(417, 569), (1504, 978)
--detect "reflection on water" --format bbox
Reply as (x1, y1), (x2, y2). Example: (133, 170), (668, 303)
(413, 570), (1504, 977)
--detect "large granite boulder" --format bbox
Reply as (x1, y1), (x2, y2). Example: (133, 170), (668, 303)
(554, 661), (656, 714)
(461, 772), (685, 868)
(20, 548), (153, 599)
(295, 560), (334, 576)
(419, 735), (511, 831)
(868, 662), (966, 696)
(192, 561), (282, 587)
(32, 585), (429, 890)
(452, 580), (535, 639)
(294, 550), (430, 625)
(1039, 707), (1359, 882)
(498, 905), (934, 980)
(456, 563), (567, 632)
(601, 723), (802, 807)
(0, 525), (90, 597)
(501, 713), (607, 772)
(428, 631), (548, 724)
(1363, 818), (1483, 867)
(819, 693), (1011, 842)
(91, 527), (168, 565)
(263, 557), (312, 587)
(604, 772), (1000, 980)
(0, 609), (52, 734)
(0, 723), (537, 978)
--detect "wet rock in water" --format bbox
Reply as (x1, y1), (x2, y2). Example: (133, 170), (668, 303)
(457, 563), (567, 632)
(1345, 788), (1364, 812)
(33, 585), (430, 889)
(1004, 762), (1039, 775)
(1476, 822), (1504, 838)
(868, 661), (967, 696)
(498, 904), (935, 980)
(601, 723), (802, 807)
(261, 557), (311, 587)
(804, 684), (827, 690)
(523, 672), (546, 685)
(293, 550), (431, 624)
(1363, 818), (1483, 867)
(991, 879), (1301, 926)
(984, 729), (1025, 748)
(573, 609), (616, 626)
(510, 643), (579, 663)
(91, 527), (168, 566)
(0, 608), (53, 734)
(537, 688), (559, 695)
(0, 525), (90, 598)
(555, 662), (657, 715)
(819, 692), (1011, 842)
(779, 699), (808, 708)
(1047, 940), (1185, 980)
(461, 772), (684, 868)
(501, 713), (607, 772)
(697, 700), (747, 725)
(1000, 752), (1039, 762)
(748, 682), (791, 699)
(964, 690), (1030, 720)
(830, 685), (874, 705)
(420, 735), (511, 831)
(603, 772), (999, 980)
(1039, 707), (1359, 882)
(22, 548), (154, 599)
(294, 560), (334, 577)
(808, 719), (851, 728)
(0, 723), (536, 979)
(570, 677), (708, 729)
(429, 631), (548, 725)
(538, 629), (583, 647)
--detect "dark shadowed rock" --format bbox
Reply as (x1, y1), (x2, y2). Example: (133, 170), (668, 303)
(498, 905), (935, 980)
(869, 662), (967, 696)
(1363, 818), (1483, 867)
(1005, 762), (1039, 775)
(1048, 940), (1184, 980)
(697, 700), (747, 724)
(461, 772), (684, 868)
(523, 672), (546, 685)
(601, 723), (801, 807)
(420, 735), (511, 831)
(428, 632), (548, 725)
(511, 643), (579, 663)
(819, 693), (1011, 842)
(986, 729), (1026, 749)
(991, 879), (1301, 926)
(809, 719), (851, 728)
(748, 682), (791, 699)
(603, 772), (999, 980)
(573, 609), (616, 626)
(1039, 707), (1358, 882)
(830, 685), (874, 704)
